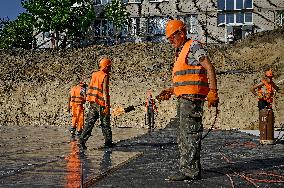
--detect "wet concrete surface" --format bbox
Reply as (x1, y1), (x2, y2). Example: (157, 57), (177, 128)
(0, 125), (147, 187)
(94, 119), (284, 188)
(1, 121), (284, 188)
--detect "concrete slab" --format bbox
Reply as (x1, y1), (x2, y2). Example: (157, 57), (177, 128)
(1, 123), (283, 188)
(94, 121), (284, 188)
(0, 125), (147, 188)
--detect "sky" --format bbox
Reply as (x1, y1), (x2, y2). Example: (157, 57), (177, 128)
(0, 0), (26, 21)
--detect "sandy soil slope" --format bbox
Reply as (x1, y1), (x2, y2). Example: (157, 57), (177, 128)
(0, 29), (283, 129)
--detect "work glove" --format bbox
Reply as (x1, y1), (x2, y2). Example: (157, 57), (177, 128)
(156, 88), (174, 102)
(207, 89), (219, 108)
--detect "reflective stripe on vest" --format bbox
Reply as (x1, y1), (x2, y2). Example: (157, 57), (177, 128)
(86, 70), (108, 106)
(172, 40), (209, 97)
(146, 97), (153, 108)
(70, 85), (85, 106)
(258, 79), (274, 103)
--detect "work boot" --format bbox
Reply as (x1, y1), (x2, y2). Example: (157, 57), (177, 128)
(166, 172), (201, 181)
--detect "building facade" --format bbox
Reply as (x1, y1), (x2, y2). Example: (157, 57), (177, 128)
(93, 0), (284, 44)
(35, 0), (284, 48)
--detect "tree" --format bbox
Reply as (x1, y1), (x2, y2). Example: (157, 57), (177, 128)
(21, 0), (95, 47)
(0, 17), (10, 32)
(0, 13), (34, 49)
(104, 0), (130, 44)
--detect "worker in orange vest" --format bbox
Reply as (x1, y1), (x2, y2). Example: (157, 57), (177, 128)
(79, 57), (113, 150)
(157, 19), (219, 181)
(145, 90), (158, 130)
(251, 69), (283, 144)
(251, 69), (281, 110)
(67, 82), (87, 140)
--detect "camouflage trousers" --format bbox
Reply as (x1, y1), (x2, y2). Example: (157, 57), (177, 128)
(80, 102), (112, 144)
(177, 97), (204, 178)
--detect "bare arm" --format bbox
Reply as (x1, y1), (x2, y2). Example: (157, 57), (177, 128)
(272, 82), (280, 92)
(199, 56), (217, 90)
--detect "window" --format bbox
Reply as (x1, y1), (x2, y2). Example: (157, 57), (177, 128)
(130, 18), (140, 35)
(236, 0), (243, 10)
(148, 17), (168, 35)
(188, 15), (198, 34)
(94, 0), (111, 5)
(276, 11), (284, 26)
(217, 13), (225, 25)
(226, 13), (234, 24)
(176, 15), (198, 34)
(128, 0), (142, 3)
(218, 12), (252, 25)
(217, 0), (225, 10)
(218, 0), (253, 10)
(244, 12), (252, 23)
(149, 0), (165, 2)
(44, 32), (50, 38)
(244, 0), (253, 9)
(217, 0), (253, 25)
(236, 12), (244, 23)
(121, 24), (129, 36)
(226, 0), (234, 10)
(94, 20), (113, 37)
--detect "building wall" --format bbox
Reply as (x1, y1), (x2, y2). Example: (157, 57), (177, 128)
(125, 0), (221, 43)
(36, 0), (284, 48)
(126, 0), (284, 43)
(253, 0), (284, 32)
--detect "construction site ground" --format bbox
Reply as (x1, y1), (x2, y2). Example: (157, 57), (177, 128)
(1, 119), (283, 188)
(1, 28), (284, 188)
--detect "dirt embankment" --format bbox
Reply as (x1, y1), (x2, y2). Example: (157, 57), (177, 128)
(0, 29), (284, 129)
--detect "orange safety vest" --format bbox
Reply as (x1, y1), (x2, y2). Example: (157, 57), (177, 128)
(145, 96), (156, 109)
(258, 79), (274, 103)
(70, 85), (85, 107)
(86, 70), (109, 106)
(172, 40), (209, 97)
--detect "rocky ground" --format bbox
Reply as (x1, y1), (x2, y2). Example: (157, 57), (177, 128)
(0, 29), (284, 130)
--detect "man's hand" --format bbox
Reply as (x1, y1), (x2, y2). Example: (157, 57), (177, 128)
(207, 89), (219, 108)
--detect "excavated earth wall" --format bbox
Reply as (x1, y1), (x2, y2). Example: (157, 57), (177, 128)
(0, 29), (283, 130)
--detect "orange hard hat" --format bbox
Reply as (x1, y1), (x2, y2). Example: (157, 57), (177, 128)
(265, 69), (273, 77)
(99, 58), (112, 71)
(165, 19), (186, 39)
